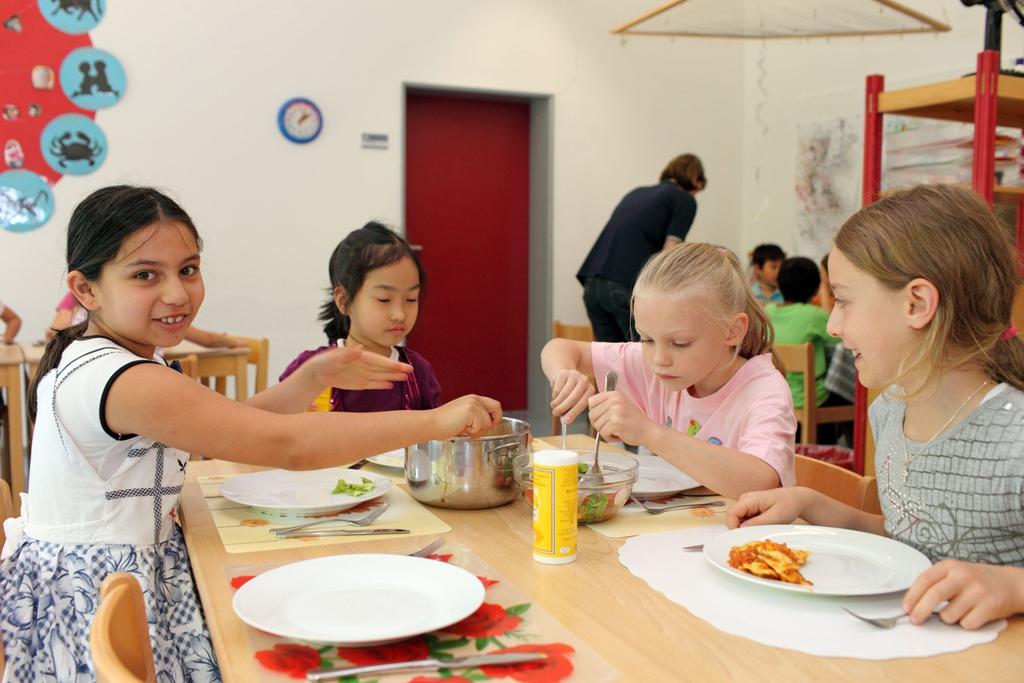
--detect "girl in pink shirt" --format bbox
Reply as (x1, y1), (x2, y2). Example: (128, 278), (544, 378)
(542, 242), (796, 498)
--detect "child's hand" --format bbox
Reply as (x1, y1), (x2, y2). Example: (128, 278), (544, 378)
(902, 560), (1024, 630)
(587, 391), (657, 445)
(433, 395), (503, 437)
(550, 369), (595, 424)
(312, 345), (413, 390)
(726, 487), (809, 528)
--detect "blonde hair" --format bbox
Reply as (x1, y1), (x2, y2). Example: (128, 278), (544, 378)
(834, 184), (1024, 393)
(633, 242), (779, 367)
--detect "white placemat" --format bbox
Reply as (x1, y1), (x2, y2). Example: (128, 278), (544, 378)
(618, 525), (1007, 659)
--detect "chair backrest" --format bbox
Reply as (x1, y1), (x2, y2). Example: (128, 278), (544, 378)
(233, 336), (270, 393)
(775, 342), (855, 445)
(91, 573), (157, 683)
(175, 354), (199, 381)
(0, 478), (12, 549)
(795, 454), (880, 514)
(552, 321), (594, 343)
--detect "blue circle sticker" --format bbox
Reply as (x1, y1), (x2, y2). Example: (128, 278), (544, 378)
(41, 114), (108, 175)
(38, 0), (105, 34)
(0, 170), (54, 233)
(60, 48), (126, 110)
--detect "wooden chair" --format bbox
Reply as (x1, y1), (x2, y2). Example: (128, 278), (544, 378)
(214, 337), (269, 394)
(0, 478), (12, 550)
(795, 453), (881, 515)
(174, 354), (199, 381)
(775, 342), (855, 445)
(550, 321), (596, 436)
(91, 573), (156, 683)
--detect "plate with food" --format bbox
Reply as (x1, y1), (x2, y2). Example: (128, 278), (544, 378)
(366, 448), (405, 469)
(219, 467), (392, 516)
(233, 554), (484, 645)
(703, 524), (931, 596)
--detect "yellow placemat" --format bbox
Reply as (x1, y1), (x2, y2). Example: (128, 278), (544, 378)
(198, 475), (450, 553)
(586, 501), (727, 538)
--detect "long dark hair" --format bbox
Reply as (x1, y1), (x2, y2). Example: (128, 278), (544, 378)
(29, 186), (201, 418)
(318, 221), (426, 343)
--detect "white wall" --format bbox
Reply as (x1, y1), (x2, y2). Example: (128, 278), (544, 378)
(0, 0), (745, 379)
(740, 0), (1023, 257)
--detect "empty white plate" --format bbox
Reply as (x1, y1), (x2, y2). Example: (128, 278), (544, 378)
(232, 554), (485, 645)
(219, 467), (392, 516)
(631, 459), (699, 500)
(703, 524), (932, 596)
(367, 448), (405, 469)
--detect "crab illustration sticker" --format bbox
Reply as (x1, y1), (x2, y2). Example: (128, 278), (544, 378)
(0, 170), (53, 233)
(60, 48), (125, 110)
(38, 0), (104, 34)
(41, 114), (107, 175)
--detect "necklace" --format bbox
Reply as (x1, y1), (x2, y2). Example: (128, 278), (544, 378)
(900, 378), (991, 486)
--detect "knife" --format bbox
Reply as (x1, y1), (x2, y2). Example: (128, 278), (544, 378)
(274, 528), (410, 539)
(306, 652), (546, 680)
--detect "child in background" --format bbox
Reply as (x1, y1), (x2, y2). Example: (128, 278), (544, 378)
(0, 186), (500, 680)
(48, 290), (242, 349)
(766, 257), (841, 410)
(767, 257), (849, 444)
(750, 243), (786, 304)
(817, 254), (835, 311)
(281, 222), (440, 413)
(0, 299), (20, 344)
(543, 242), (796, 499)
(729, 185), (1024, 631)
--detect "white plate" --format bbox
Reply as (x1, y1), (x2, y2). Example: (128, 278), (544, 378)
(631, 464), (699, 500)
(220, 467), (392, 516)
(232, 554), (485, 645)
(703, 524), (932, 596)
(367, 448), (405, 469)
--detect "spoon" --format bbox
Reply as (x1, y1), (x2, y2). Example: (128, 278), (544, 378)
(561, 417), (568, 450)
(584, 371), (617, 485)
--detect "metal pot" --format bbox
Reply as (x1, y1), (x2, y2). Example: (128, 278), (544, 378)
(405, 417), (531, 509)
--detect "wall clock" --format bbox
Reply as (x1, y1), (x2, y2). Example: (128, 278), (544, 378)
(277, 97), (322, 144)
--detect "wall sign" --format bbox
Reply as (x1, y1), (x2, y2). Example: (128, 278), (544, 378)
(40, 113), (107, 174)
(59, 46), (125, 109)
(38, 0), (105, 35)
(0, 169), (53, 233)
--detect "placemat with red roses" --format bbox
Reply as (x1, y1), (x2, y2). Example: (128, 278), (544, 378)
(225, 543), (617, 682)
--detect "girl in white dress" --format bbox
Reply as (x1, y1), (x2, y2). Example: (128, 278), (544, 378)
(0, 186), (501, 682)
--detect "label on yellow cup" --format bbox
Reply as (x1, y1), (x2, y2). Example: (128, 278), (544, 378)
(533, 456), (578, 564)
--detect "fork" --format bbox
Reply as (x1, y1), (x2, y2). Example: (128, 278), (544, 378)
(408, 538), (445, 557)
(842, 606), (940, 628)
(630, 495), (726, 515)
(271, 501), (389, 536)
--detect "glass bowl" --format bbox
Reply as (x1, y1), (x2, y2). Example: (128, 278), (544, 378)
(512, 449), (639, 524)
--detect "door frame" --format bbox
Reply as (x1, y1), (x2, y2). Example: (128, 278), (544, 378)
(401, 83), (553, 428)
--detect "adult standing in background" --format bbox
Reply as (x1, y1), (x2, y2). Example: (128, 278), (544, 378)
(576, 153), (705, 342)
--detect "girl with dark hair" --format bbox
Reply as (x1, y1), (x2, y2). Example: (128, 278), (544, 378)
(0, 188), (500, 681)
(280, 221), (441, 413)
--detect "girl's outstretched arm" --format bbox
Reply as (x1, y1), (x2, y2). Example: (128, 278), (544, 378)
(1, 305), (21, 344)
(246, 345), (413, 414)
(104, 363), (501, 469)
(541, 338), (596, 423)
(726, 486), (887, 535)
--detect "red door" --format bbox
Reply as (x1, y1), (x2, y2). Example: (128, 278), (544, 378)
(405, 91), (530, 410)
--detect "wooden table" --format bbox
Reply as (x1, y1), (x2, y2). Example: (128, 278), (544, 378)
(180, 435), (1024, 682)
(164, 340), (249, 401)
(0, 344), (25, 514)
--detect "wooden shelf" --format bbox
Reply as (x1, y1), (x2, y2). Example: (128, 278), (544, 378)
(878, 75), (1024, 129)
(995, 184), (1024, 200)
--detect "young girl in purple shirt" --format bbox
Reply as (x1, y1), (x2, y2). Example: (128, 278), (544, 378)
(281, 222), (441, 412)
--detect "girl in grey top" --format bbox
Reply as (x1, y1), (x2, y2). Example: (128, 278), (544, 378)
(727, 184), (1024, 632)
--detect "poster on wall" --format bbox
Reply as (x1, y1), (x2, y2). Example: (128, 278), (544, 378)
(0, 168), (53, 232)
(794, 117), (861, 259)
(59, 46), (125, 109)
(41, 113), (107, 174)
(37, 0), (104, 34)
